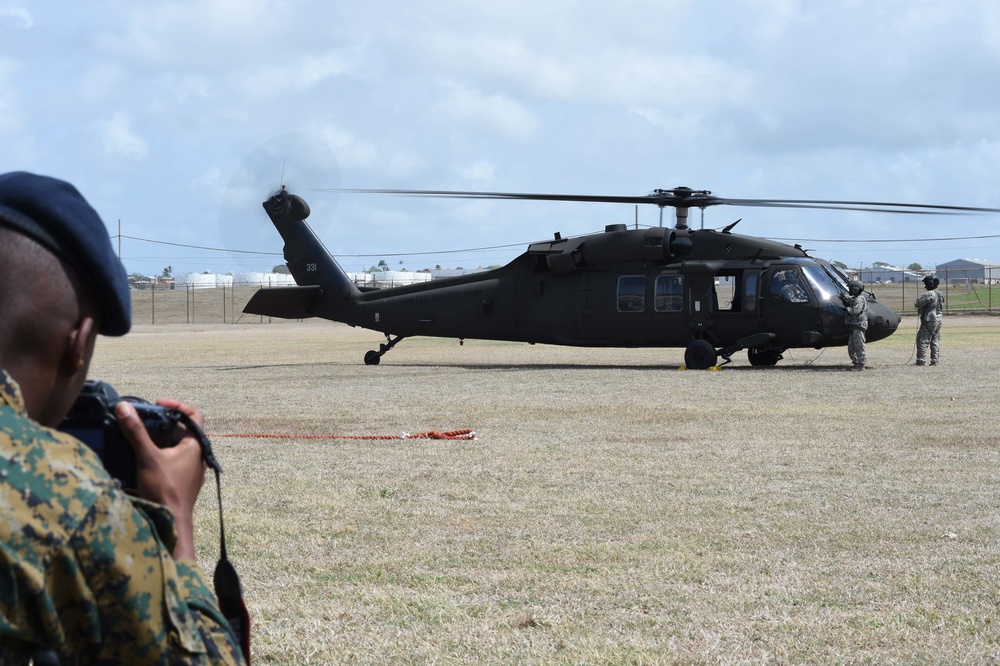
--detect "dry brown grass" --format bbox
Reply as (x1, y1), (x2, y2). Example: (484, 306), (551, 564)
(88, 315), (1000, 664)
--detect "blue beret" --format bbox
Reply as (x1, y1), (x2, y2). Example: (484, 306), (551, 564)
(0, 171), (131, 336)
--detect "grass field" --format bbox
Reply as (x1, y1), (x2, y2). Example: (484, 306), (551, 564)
(88, 316), (1000, 664)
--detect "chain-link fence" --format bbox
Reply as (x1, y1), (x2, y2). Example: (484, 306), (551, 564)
(129, 284), (285, 325)
(856, 265), (999, 315)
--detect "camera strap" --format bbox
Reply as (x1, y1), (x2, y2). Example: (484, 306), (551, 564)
(176, 412), (251, 664)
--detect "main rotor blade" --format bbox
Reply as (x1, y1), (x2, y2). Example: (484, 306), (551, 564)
(323, 188), (675, 206)
(713, 201), (965, 216)
(716, 197), (1000, 215)
(322, 188), (1000, 215)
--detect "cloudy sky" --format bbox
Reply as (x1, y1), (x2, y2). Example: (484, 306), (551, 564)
(3, 0), (999, 277)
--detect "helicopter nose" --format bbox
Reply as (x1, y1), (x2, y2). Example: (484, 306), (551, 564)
(866, 301), (901, 342)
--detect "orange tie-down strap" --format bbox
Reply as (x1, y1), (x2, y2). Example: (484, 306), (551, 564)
(210, 429), (476, 441)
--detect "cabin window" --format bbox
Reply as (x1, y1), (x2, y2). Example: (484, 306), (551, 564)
(654, 274), (684, 312)
(743, 273), (758, 312)
(617, 275), (646, 312)
(712, 273), (740, 312)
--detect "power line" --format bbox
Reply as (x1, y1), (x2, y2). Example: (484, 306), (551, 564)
(114, 233), (527, 259)
(114, 230), (1000, 262)
(118, 235), (281, 256)
(768, 233), (1000, 243)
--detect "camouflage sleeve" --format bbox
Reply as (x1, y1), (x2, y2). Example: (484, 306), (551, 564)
(61, 489), (247, 664)
(1, 379), (246, 664)
(1, 483), (245, 663)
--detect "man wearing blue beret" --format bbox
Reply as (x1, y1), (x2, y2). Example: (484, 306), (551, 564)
(0, 172), (245, 664)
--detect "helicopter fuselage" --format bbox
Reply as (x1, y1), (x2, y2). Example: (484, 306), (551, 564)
(244, 190), (901, 368)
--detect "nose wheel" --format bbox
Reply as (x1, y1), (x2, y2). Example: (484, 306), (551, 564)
(365, 334), (406, 365)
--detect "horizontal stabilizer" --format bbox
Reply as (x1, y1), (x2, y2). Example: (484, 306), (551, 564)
(243, 286), (321, 319)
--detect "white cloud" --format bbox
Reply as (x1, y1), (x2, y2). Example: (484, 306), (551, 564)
(0, 94), (19, 134)
(236, 51), (351, 102)
(457, 160), (496, 182)
(298, 53), (350, 87)
(0, 7), (32, 29)
(632, 108), (703, 135)
(307, 122), (379, 172)
(437, 80), (541, 142)
(99, 0), (286, 64)
(100, 113), (148, 160)
(594, 52), (755, 109)
(0, 59), (22, 134)
(416, 32), (578, 99)
(79, 63), (125, 103)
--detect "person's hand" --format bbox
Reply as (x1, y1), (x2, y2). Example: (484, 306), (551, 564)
(115, 398), (207, 560)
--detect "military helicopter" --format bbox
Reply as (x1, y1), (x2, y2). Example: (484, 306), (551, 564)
(243, 186), (997, 368)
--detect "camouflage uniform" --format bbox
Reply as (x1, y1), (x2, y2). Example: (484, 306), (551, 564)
(914, 288), (944, 365)
(0, 370), (245, 665)
(843, 292), (868, 367)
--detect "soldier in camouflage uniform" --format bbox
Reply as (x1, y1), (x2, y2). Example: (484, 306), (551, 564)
(841, 279), (869, 370)
(914, 274), (944, 365)
(776, 269), (809, 303)
(0, 172), (245, 665)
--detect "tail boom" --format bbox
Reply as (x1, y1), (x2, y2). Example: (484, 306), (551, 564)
(243, 189), (361, 321)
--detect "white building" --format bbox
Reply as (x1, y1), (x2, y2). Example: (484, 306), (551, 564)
(348, 271), (433, 288)
(174, 273), (218, 289)
(232, 272), (296, 286)
(431, 268), (490, 280)
(857, 263), (922, 283)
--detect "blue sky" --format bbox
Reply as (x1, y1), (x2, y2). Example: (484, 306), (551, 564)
(3, 0), (1000, 277)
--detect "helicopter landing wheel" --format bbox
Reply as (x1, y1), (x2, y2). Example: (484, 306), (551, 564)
(684, 339), (718, 370)
(363, 334), (406, 366)
(748, 347), (783, 367)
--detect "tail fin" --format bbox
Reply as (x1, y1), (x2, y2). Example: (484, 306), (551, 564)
(262, 188), (359, 299)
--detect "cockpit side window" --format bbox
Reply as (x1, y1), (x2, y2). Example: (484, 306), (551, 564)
(770, 268), (810, 303)
(617, 275), (646, 312)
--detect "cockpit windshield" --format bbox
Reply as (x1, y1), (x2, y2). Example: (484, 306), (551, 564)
(825, 263), (851, 291)
(802, 265), (843, 302)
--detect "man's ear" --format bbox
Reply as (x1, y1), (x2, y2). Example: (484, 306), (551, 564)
(33, 315), (99, 428)
(64, 315), (97, 377)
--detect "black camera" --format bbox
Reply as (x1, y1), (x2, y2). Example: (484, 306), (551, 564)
(58, 380), (183, 488)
